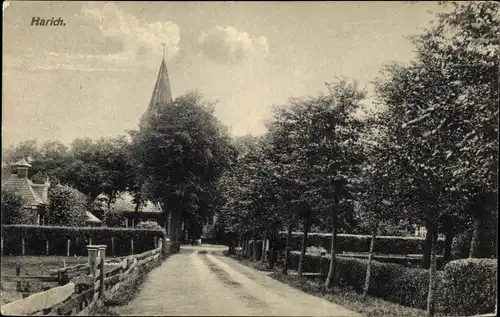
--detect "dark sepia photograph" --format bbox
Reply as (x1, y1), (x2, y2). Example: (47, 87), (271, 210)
(1, 1), (498, 316)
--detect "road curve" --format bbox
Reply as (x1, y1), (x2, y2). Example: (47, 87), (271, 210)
(114, 245), (359, 316)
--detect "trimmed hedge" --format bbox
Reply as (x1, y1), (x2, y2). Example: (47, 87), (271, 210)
(276, 231), (445, 255)
(438, 258), (497, 316)
(1, 225), (166, 257)
(285, 252), (497, 315)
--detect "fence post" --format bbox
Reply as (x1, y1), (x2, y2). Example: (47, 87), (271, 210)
(87, 245), (99, 277)
(67, 239), (71, 257)
(45, 240), (49, 255)
(1, 236), (3, 256)
(21, 236), (25, 256)
(111, 237), (115, 257)
(130, 238), (134, 255)
(98, 245), (107, 298)
(15, 262), (21, 291)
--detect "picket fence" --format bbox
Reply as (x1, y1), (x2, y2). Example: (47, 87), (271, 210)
(1, 240), (164, 316)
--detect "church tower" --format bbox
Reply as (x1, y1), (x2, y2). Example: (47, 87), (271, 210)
(139, 51), (173, 130)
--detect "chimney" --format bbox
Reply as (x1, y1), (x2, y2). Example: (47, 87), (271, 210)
(13, 158), (31, 179)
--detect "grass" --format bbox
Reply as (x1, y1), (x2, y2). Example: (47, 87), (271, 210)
(0, 255), (126, 307)
(88, 255), (165, 315)
(1, 255), (88, 306)
(226, 252), (448, 317)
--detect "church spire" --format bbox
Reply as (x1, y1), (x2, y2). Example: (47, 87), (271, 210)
(139, 49), (173, 129)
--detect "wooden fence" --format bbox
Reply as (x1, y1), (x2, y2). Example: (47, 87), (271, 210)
(1, 239), (164, 316)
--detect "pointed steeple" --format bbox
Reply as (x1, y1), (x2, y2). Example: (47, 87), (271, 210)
(140, 55), (173, 129)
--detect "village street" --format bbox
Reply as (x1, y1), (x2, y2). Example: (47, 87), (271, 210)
(115, 245), (358, 316)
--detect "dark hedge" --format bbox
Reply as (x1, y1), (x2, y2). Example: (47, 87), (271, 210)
(284, 251), (496, 315)
(1, 225), (166, 257)
(276, 232), (445, 255)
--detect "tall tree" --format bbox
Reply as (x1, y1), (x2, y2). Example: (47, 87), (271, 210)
(133, 92), (234, 243)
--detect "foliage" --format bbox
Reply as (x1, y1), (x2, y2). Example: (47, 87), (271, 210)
(136, 220), (162, 230)
(47, 184), (88, 227)
(103, 209), (126, 228)
(437, 258), (497, 316)
(374, 1), (499, 245)
(270, 272), (440, 317)
(132, 92), (235, 239)
(275, 232), (445, 255)
(0, 188), (36, 225)
(1, 225), (165, 256)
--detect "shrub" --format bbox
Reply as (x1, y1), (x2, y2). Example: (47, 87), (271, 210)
(47, 184), (87, 227)
(1, 225), (165, 256)
(136, 220), (161, 230)
(276, 232), (445, 255)
(103, 209), (126, 227)
(1, 188), (36, 225)
(286, 252), (496, 316)
(287, 251), (437, 309)
(438, 258), (497, 316)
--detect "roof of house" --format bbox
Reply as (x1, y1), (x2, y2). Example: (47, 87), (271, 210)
(13, 158), (32, 168)
(4, 174), (47, 206)
(97, 192), (161, 213)
(139, 57), (173, 129)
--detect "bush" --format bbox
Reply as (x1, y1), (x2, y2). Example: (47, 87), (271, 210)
(1, 188), (36, 225)
(286, 252), (496, 315)
(276, 232), (445, 255)
(136, 220), (161, 230)
(287, 251), (436, 309)
(1, 225), (166, 256)
(47, 185), (87, 227)
(438, 258), (497, 316)
(103, 209), (126, 228)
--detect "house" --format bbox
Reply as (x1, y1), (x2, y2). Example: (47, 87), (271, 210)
(3, 158), (102, 226)
(99, 192), (166, 228)
(3, 159), (50, 225)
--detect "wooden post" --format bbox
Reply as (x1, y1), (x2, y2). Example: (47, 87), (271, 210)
(87, 245), (99, 277)
(16, 262), (21, 291)
(45, 240), (49, 255)
(111, 237), (115, 257)
(98, 245), (107, 298)
(21, 236), (25, 256)
(66, 239), (71, 257)
(131, 238), (134, 255)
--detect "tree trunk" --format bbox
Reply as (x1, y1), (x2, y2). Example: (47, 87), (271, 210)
(298, 218), (310, 280)
(268, 230), (276, 269)
(427, 226), (438, 317)
(282, 224), (293, 275)
(469, 215), (482, 258)
(422, 220), (433, 269)
(252, 232), (258, 262)
(134, 201), (141, 213)
(442, 228), (454, 263)
(362, 230), (377, 299)
(261, 231), (267, 263)
(107, 194), (112, 210)
(325, 216), (337, 290)
(238, 232), (243, 260)
(167, 210), (173, 241)
(242, 235), (247, 258)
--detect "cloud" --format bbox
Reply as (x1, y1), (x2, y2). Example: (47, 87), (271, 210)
(198, 26), (269, 64)
(79, 3), (180, 60)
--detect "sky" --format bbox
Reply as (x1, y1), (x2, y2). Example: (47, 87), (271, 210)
(2, 1), (447, 148)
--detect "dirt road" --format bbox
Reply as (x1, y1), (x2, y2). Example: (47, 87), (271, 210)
(115, 245), (359, 316)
